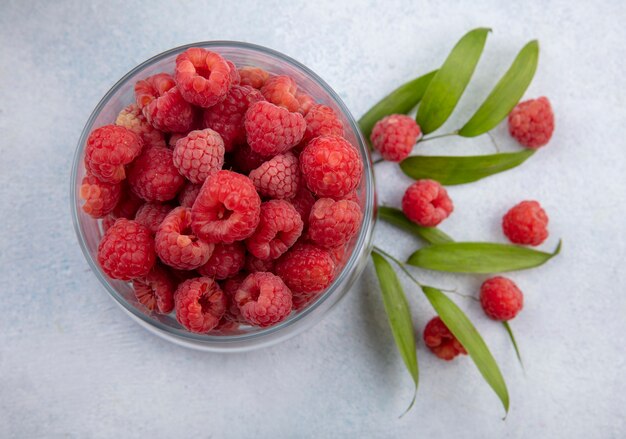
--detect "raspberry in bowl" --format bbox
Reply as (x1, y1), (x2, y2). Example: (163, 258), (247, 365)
(70, 42), (375, 351)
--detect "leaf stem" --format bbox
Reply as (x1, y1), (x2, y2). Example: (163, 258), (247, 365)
(503, 321), (525, 372)
(417, 131), (459, 144)
(372, 246), (423, 287)
(487, 131), (500, 153)
(373, 157), (385, 165)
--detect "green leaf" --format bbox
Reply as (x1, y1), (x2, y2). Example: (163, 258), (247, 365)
(407, 240), (561, 273)
(416, 28), (491, 134)
(422, 286), (509, 414)
(503, 321), (524, 370)
(399, 150), (535, 185)
(358, 70), (438, 142)
(371, 250), (419, 412)
(459, 40), (540, 137)
(378, 206), (453, 245)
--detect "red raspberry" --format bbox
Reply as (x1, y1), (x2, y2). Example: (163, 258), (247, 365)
(174, 277), (227, 333)
(249, 152), (300, 199)
(191, 170), (261, 243)
(502, 200), (549, 246)
(402, 179), (453, 227)
(308, 198), (362, 248)
(289, 184), (316, 228)
(134, 202), (173, 234)
(300, 135), (363, 199)
(84, 125), (143, 184)
(292, 291), (319, 311)
(112, 184), (144, 219)
(234, 272), (292, 327)
(135, 73), (195, 133)
(328, 243), (348, 266)
(174, 48), (231, 108)
(115, 104), (166, 148)
(178, 182), (202, 208)
(169, 267), (200, 284)
(97, 218), (156, 280)
(231, 143), (267, 173)
(275, 243), (335, 294)
(239, 66), (270, 89)
(244, 101), (306, 156)
(245, 254), (275, 273)
(202, 85), (264, 152)
(246, 200), (303, 260)
(172, 129), (225, 183)
(296, 91), (315, 116)
(127, 146), (185, 202)
(132, 263), (175, 314)
(219, 273), (247, 324)
(371, 114), (421, 162)
(155, 206), (214, 270)
(260, 75), (299, 112)
(423, 316), (467, 361)
(168, 133), (186, 149)
(508, 97), (554, 149)
(303, 104), (344, 143)
(226, 60), (240, 85)
(102, 214), (117, 232)
(80, 174), (121, 218)
(480, 276), (524, 321)
(198, 241), (246, 280)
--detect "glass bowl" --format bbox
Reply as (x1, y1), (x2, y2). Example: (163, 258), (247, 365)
(70, 41), (375, 352)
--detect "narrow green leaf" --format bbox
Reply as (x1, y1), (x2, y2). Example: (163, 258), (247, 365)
(400, 150), (535, 185)
(371, 250), (419, 412)
(407, 240), (562, 273)
(358, 70), (438, 141)
(459, 40), (540, 137)
(416, 28), (491, 134)
(503, 321), (524, 370)
(378, 206), (453, 245)
(422, 286), (509, 413)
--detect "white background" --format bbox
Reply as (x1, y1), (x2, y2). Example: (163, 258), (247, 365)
(1, 1), (625, 437)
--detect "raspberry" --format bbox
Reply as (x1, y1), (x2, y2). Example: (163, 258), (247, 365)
(289, 184), (316, 228)
(402, 179), (453, 227)
(134, 202), (173, 234)
(178, 182), (202, 208)
(191, 170), (261, 243)
(80, 174), (122, 218)
(480, 276), (524, 321)
(84, 125), (143, 184)
(260, 75), (299, 112)
(102, 214), (117, 232)
(239, 66), (270, 89)
(245, 254), (275, 273)
(168, 133), (186, 149)
(308, 198), (362, 248)
(174, 277), (227, 333)
(246, 200), (303, 260)
(202, 85), (264, 151)
(155, 206), (214, 270)
(135, 73), (195, 133)
(296, 92), (315, 116)
(230, 143), (267, 173)
(292, 291), (319, 311)
(220, 273), (247, 323)
(175, 48), (231, 108)
(244, 101), (306, 156)
(112, 185), (144, 219)
(198, 241), (246, 280)
(172, 129), (225, 183)
(300, 135), (363, 199)
(249, 152), (300, 199)
(502, 200), (549, 246)
(371, 114), (421, 162)
(508, 97), (554, 149)
(97, 218), (156, 280)
(127, 146), (185, 202)
(132, 263), (175, 314)
(328, 243), (348, 266)
(423, 316), (467, 361)
(302, 104), (344, 143)
(226, 60), (240, 85)
(234, 272), (292, 327)
(115, 104), (166, 148)
(275, 243), (335, 294)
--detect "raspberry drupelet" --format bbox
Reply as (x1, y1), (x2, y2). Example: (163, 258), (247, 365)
(80, 174), (122, 218)
(370, 114), (421, 162)
(295, 92), (316, 116)
(246, 200), (304, 260)
(198, 241), (246, 280)
(174, 277), (227, 333)
(508, 97), (554, 149)
(127, 146), (185, 202)
(132, 263), (175, 314)
(502, 200), (549, 246)
(155, 206), (214, 271)
(275, 243), (335, 294)
(289, 184), (316, 228)
(302, 104), (344, 144)
(84, 125), (143, 184)
(249, 152), (300, 200)
(174, 48), (232, 108)
(191, 170), (261, 243)
(234, 272), (293, 327)
(177, 182), (202, 208)
(115, 103), (166, 149)
(244, 101), (306, 156)
(423, 316), (467, 361)
(238, 66), (270, 89)
(172, 129), (225, 184)
(480, 277), (524, 321)
(402, 179), (453, 227)
(134, 202), (173, 234)
(245, 254), (276, 273)
(134, 73), (194, 133)
(308, 198), (362, 248)
(97, 218), (156, 280)
(260, 75), (300, 112)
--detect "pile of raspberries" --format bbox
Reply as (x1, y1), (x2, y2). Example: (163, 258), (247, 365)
(80, 47), (364, 334)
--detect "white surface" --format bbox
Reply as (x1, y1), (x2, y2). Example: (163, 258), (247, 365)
(1, 0), (625, 437)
